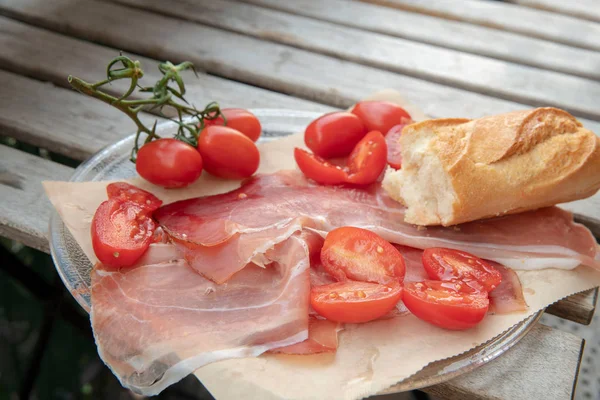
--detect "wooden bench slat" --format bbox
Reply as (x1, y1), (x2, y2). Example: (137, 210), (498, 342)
(1, 1), (600, 131)
(241, 0), (600, 81)
(98, 0), (600, 121)
(507, 0), (600, 23)
(0, 144), (73, 252)
(362, 0), (600, 52)
(546, 289), (598, 326)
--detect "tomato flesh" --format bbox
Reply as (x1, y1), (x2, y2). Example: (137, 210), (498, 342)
(91, 199), (156, 268)
(422, 248), (502, 292)
(385, 123), (410, 169)
(403, 280), (489, 330)
(346, 131), (388, 185)
(321, 227), (405, 284)
(106, 182), (162, 211)
(294, 148), (348, 185)
(197, 125), (260, 179)
(305, 112), (367, 159)
(311, 281), (402, 323)
(351, 101), (412, 135)
(204, 108), (261, 142)
(136, 138), (203, 188)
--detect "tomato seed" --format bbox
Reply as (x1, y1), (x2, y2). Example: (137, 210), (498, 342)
(113, 251), (120, 258)
(356, 290), (367, 298)
(238, 193), (248, 199)
(376, 245), (384, 254)
(329, 292), (339, 299)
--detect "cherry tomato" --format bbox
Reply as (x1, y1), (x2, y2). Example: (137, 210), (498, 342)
(136, 139), (203, 188)
(321, 227), (405, 284)
(294, 148), (348, 185)
(305, 112), (367, 159)
(403, 280), (489, 330)
(204, 108), (261, 142)
(422, 248), (502, 292)
(385, 123), (409, 169)
(346, 131), (388, 185)
(106, 182), (162, 211)
(311, 281), (403, 323)
(197, 125), (260, 179)
(91, 198), (156, 268)
(351, 101), (412, 135)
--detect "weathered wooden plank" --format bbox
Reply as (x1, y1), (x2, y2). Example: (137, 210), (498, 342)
(508, 0), (600, 23)
(546, 289), (598, 326)
(2, 0), (600, 132)
(361, 0), (600, 52)
(0, 144), (73, 252)
(241, 0), (600, 81)
(103, 0), (600, 121)
(417, 324), (584, 400)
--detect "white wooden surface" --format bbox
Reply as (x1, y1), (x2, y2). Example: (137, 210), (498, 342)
(105, 0), (600, 120)
(363, 0), (600, 51)
(242, 0), (600, 81)
(508, 0), (600, 23)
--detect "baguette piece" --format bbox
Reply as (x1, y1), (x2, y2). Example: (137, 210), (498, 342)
(382, 107), (600, 226)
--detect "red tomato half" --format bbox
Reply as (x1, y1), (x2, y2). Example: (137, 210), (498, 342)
(204, 108), (261, 142)
(91, 199), (156, 268)
(305, 112), (367, 159)
(346, 131), (388, 185)
(136, 139), (203, 188)
(422, 248), (502, 292)
(106, 182), (162, 211)
(351, 101), (412, 135)
(403, 280), (489, 330)
(385, 123), (410, 169)
(321, 227), (405, 284)
(198, 126), (260, 179)
(311, 281), (403, 323)
(294, 148), (348, 185)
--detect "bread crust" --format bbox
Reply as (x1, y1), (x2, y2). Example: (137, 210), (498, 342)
(395, 107), (600, 226)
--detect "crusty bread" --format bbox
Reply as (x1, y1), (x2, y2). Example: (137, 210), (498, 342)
(382, 108), (600, 226)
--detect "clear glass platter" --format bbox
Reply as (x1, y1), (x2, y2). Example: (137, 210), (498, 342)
(48, 109), (542, 392)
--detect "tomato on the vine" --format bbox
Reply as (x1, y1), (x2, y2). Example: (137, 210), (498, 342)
(197, 125), (260, 179)
(136, 138), (203, 188)
(351, 101), (412, 135)
(204, 108), (262, 142)
(305, 112), (367, 159)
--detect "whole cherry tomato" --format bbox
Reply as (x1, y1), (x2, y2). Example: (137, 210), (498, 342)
(305, 112), (367, 159)
(197, 125), (260, 179)
(346, 131), (388, 185)
(422, 248), (502, 292)
(403, 280), (489, 330)
(321, 227), (405, 284)
(136, 138), (203, 188)
(351, 101), (412, 135)
(311, 281), (403, 323)
(294, 148), (348, 185)
(204, 108), (262, 142)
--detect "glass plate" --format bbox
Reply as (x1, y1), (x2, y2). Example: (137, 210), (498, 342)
(48, 109), (542, 391)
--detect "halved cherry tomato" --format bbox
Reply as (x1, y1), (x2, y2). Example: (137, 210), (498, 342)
(136, 138), (203, 188)
(346, 131), (388, 185)
(422, 248), (502, 292)
(385, 123), (409, 169)
(305, 112), (367, 159)
(91, 198), (156, 268)
(311, 281), (403, 323)
(403, 280), (489, 330)
(106, 182), (162, 211)
(351, 101), (412, 135)
(294, 148), (347, 184)
(197, 125), (260, 179)
(321, 227), (405, 284)
(204, 108), (261, 142)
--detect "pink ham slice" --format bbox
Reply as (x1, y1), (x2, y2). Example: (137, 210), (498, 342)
(90, 234), (311, 396)
(488, 261), (528, 313)
(156, 171), (599, 277)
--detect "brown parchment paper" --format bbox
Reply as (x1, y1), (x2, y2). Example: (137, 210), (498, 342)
(43, 90), (600, 400)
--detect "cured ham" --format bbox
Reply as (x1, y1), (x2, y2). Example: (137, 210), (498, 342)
(90, 234), (311, 395)
(488, 262), (528, 313)
(156, 171), (599, 273)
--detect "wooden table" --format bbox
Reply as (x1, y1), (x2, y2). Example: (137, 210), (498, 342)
(0, 0), (598, 399)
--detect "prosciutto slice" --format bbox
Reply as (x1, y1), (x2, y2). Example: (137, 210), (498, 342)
(90, 234), (311, 395)
(156, 171), (599, 273)
(488, 262), (528, 313)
